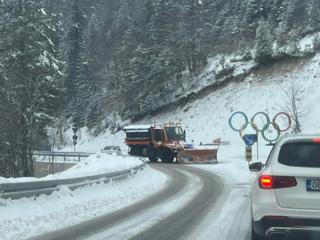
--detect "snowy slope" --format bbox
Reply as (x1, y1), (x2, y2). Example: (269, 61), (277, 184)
(75, 53), (320, 152)
(141, 53), (320, 145)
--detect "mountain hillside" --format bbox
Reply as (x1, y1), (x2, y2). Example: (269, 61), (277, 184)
(2, 0), (320, 177)
(70, 51), (320, 152)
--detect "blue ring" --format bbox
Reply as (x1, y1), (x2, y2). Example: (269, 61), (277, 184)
(229, 111), (249, 132)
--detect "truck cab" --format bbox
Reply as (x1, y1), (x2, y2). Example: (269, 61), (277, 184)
(123, 123), (185, 163)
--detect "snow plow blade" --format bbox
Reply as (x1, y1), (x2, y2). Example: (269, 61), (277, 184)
(177, 147), (218, 164)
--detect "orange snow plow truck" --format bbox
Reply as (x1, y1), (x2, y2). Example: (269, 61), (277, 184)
(123, 123), (218, 164)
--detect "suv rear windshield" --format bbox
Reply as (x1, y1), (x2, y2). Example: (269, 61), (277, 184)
(279, 142), (320, 167)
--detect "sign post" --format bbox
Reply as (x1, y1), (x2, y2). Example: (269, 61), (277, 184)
(256, 135), (259, 161)
(72, 134), (78, 152)
(245, 145), (252, 162)
(243, 134), (257, 163)
(72, 127), (78, 152)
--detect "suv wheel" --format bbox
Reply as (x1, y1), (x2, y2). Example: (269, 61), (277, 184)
(251, 221), (264, 240)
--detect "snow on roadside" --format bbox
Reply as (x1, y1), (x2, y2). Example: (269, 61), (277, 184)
(85, 168), (204, 240)
(0, 165), (167, 240)
(0, 153), (144, 184)
(45, 153), (144, 179)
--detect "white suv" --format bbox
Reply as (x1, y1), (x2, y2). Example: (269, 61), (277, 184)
(250, 135), (320, 240)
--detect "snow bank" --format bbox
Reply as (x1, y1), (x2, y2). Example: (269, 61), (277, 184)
(0, 165), (167, 240)
(46, 153), (144, 179)
(0, 153), (144, 184)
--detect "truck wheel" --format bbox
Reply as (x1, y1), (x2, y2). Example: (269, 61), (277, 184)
(147, 146), (157, 162)
(160, 149), (175, 163)
(129, 146), (141, 156)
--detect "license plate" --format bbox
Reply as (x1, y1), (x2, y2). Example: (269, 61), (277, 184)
(306, 179), (320, 191)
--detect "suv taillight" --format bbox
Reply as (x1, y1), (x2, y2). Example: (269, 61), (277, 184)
(259, 175), (297, 189)
(313, 138), (320, 143)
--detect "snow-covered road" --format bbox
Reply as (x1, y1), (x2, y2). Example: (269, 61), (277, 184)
(26, 163), (253, 240)
(27, 164), (224, 240)
(1, 145), (267, 240)
(185, 163), (252, 240)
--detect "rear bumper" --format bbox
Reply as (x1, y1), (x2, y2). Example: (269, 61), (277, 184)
(253, 216), (320, 238)
(251, 185), (320, 221)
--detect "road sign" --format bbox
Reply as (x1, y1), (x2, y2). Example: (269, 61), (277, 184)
(72, 127), (78, 134)
(243, 134), (257, 146)
(73, 134), (78, 147)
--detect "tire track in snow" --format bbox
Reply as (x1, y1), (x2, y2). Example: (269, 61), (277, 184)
(130, 165), (224, 240)
(28, 164), (224, 240)
(28, 164), (188, 240)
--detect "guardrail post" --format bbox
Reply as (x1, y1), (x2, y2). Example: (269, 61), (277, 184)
(51, 152), (55, 174)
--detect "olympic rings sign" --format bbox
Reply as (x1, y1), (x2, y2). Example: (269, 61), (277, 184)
(228, 111), (292, 142)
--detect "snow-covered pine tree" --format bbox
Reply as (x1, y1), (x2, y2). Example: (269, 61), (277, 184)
(282, 0), (306, 31)
(287, 26), (301, 56)
(0, 0), (63, 177)
(254, 20), (274, 64)
(177, 0), (206, 75)
(65, 0), (88, 128)
(244, 0), (260, 23)
(305, 0), (320, 33)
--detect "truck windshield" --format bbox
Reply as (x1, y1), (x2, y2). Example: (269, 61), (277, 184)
(165, 127), (184, 141)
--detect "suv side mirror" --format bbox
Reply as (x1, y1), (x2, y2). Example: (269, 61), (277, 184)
(249, 162), (264, 172)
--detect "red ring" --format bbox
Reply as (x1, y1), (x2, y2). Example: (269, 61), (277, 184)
(273, 112), (292, 132)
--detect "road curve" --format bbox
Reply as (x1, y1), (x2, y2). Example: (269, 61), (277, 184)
(28, 164), (224, 240)
(131, 164), (224, 240)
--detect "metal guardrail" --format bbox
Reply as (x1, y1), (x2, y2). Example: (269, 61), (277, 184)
(34, 151), (95, 162)
(0, 162), (147, 200)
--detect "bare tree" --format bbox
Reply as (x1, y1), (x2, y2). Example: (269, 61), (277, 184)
(283, 80), (303, 133)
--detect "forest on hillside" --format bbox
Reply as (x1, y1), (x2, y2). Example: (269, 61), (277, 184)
(0, 0), (320, 177)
